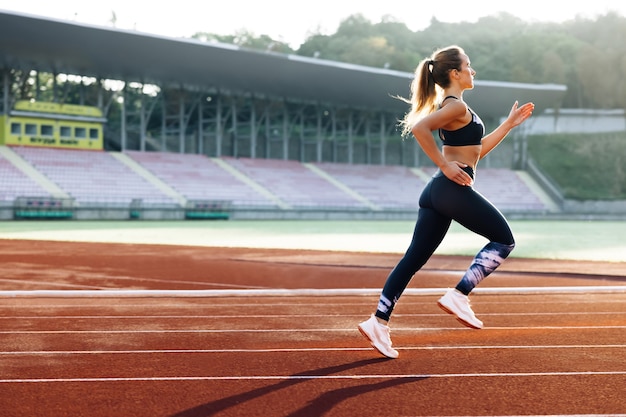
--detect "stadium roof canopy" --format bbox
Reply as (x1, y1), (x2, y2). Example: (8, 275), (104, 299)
(0, 10), (566, 117)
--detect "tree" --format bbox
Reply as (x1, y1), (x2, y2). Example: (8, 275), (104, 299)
(189, 11), (626, 110)
(191, 30), (293, 54)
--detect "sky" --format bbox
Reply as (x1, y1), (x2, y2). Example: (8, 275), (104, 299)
(2, 0), (626, 48)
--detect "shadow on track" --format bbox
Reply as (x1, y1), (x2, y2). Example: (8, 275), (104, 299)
(169, 357), (427, 417)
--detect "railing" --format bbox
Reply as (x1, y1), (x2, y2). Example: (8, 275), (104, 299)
(13, 196), (75, 219)
(525, 158), (565, 209)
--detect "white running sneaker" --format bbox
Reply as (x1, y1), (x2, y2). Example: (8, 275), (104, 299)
(358, 315), (399, 359)
(437, 288), (483, 329)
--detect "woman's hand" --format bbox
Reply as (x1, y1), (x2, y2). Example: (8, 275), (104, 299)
(507, 101), (535, 128)
(441, 161), (473, 186)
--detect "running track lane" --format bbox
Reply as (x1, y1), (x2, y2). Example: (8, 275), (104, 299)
(0, 291), (625, 416)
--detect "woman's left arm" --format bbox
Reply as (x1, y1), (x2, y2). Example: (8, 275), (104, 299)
(480, 101), (535, 159)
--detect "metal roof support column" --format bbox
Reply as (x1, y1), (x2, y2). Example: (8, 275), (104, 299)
(364, 118), (371, 164)
(282, 103), (288, 160)
(250, 96), (256, 159)
(78, 77), (85, 105)
(34, 71), (40, 101)
(261, 105), (272, 159)
(331, 109), (337, 163)
(216, 95), (222, 157)
(179, 96), (185, 154)
(298, 109), (305, 162)
(121, 88), (127, 152)
(197, 97), (203, 155)
(348, 111), (354, 164)
(161, 96), (166, 152)
(513, 126), (531, 170)
(380, 113), (386, 165)
(97, 80), (103, 110)
(52, 72), (57, 103)
(139, 94), (146, 152)
(231, 100), (238, 158)
(316, 107), (322, 163)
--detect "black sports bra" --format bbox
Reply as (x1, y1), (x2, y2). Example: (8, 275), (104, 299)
(438, 96), (485, 146)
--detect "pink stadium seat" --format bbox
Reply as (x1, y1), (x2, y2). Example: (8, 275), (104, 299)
(472, 168), (546, 211)
(222, 157), (367, 209)
(11, 146), (175, 205)
(0, 153), (51, 201)
(313, 162), (426, 210)
(125, 151), (278, 208)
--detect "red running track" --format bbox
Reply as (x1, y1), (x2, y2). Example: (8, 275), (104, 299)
(0, 240), (625, 416)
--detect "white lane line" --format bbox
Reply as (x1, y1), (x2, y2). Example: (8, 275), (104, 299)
(1, 325), (626, 334)
(2, 345), (626, 355)
(2, 286), (626, 298)
(2, 371), (626, 383)
(1, 311), (624, 319)
(1, 299), (623, 310)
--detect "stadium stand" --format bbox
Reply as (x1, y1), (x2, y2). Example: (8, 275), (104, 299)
(313, 162), (426, 210)
(11, 146), (175, 206)
(473, 168), (549, 211)
(125, 151), (278, 209)
(221, 157), (369, 209)
(0, 146), (553, 217)
(0, 151), (51, 202)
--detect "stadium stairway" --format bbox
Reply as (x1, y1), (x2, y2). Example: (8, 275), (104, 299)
(0, 145), (68, 199)
(9, 146), (177, 206)
(124, 151), (283, 209)
(515, 171), (560, 212)
(211, 158), (289, 209)
(111, 152), (187, 206)
(221, 157), (370, 210)
(304, 163), (381, 211)
(312, 162), (429, 211)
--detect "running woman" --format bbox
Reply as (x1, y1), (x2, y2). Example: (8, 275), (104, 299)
(358, 45), (535, 359)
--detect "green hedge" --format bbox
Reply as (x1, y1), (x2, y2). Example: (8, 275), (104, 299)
(528, 132), (626, 200)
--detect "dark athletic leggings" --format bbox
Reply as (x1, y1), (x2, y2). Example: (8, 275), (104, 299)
(375, 167), (515, 321)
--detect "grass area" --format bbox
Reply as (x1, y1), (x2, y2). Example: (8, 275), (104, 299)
(528, 132), (626, 200)
(1, 219), (625, 262)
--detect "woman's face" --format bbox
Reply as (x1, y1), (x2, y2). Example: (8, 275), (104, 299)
(457, 54), (476, 89)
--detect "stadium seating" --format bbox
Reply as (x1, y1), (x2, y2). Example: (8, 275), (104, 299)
(125, 151), (278, 208)
(474, 168), (547, 211)
(2, 146), (552, 214)
(313, 162), (426, 210)
(221, 157), (368, 209)
(0, 151), (51, 202)
(11, 146), (175, 206)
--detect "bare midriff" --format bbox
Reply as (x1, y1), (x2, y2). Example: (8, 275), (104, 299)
(442, 144), (481, 171)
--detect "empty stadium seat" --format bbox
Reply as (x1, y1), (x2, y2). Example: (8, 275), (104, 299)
(313, 162), (425, 210)
(222, 157), (367, 209)
(11, 146), (175, 206)
(0, 151), (51, 201)
(125, 151), (278, 208)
